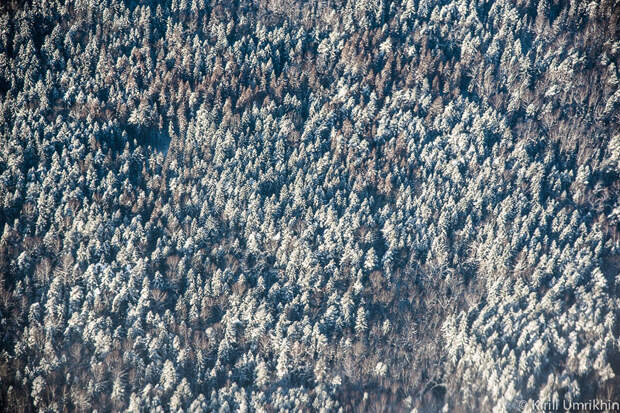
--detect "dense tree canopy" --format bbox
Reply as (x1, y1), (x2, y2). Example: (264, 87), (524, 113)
(0, 0), (618, 411)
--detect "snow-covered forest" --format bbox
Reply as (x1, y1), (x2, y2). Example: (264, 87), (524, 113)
(0, 0), (618, 411)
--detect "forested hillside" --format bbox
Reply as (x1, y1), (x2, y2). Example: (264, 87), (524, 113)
(0, 0), (618, 411)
